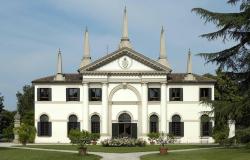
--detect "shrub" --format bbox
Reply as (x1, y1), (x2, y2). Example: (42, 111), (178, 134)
(245, 142), (250, 149)
(135, 138), (146, 147)
(147, 132), (160, 144)
(90, 133), (100, 142)
(157, 132), (176, 147)
(236, 127), (250, 144)
(68, 130), (91, 149)
(212, 128), (229, 145)
(2, 124), (14, 142)
(17, 123), (36, 145)
(101, 137), (146, 147)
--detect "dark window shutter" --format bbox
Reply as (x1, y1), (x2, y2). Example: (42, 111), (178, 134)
(37, 122), (41, 136)
(67, 122), (70, 134)
(169, 89), (172, 101)
(200, 122), (203, 137)
(169, 122), (172, 134)
(88, 88), (91, 101)
(208, 88), (212, 100)
(199, 88), (201, 101)
(112, 123), (119, 138)
(209, 122), (213, 136)
(159, 88), (161, 101)
(66, 88), (69, 101)
(180, 88), (183, 101)
(48, 122), (52, 137)
(48, 88), (52, 101)
(131, 123), (137, 139)
(37, 88), (40, 101)
(180, 122), (184, 137)
(77, 88), (80, 101)
(77, 122), (80, 130)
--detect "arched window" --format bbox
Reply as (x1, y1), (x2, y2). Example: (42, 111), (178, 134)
(150, 115), (159, 133)
(200, 115), (212, 137)
(40, 114), (49, 122)
(118, 113), (131, 122)
(68, 115), (80, 134)
(91, 115), (100, 133)
(38, 114), (51, 137)
(169, 114), (184, 137)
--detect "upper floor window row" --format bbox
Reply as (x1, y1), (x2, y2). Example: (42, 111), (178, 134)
(37, 87), (103, 102)
(37, 87), (212, 102)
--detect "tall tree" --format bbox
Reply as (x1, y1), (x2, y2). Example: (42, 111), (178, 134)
(192, 0), (250, 86)
(16, 85), (34, 125)
(0, 93), (4, 135)
(0, 93), (14, 141)
(192, 1), (250, 127)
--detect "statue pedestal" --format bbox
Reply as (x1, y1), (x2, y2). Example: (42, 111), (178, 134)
(13, 112), (20, 144)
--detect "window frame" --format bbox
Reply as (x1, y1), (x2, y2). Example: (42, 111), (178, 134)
(169, 88), (183, 101)
(91, 115), (100, 133)
(66, 88), (80, 101)
(37, 88), (51, 101)
(89, 88), (102, 101)
(199, 88), (212, 101)
(38, 114), (51, 137)
(148, 88), (161, 101)
(149, 115), (159, 133)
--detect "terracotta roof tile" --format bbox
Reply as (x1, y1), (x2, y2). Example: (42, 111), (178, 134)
(32, 73), (82, 83)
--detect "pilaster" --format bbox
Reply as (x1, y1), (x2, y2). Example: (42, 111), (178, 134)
(102, 82), (109, 136)
(83, 82), (89, 131)
(141, 82), (148, 136)
(160, 82), (167, 133)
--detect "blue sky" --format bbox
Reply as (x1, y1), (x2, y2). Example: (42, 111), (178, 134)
(0, 0), (239, 110)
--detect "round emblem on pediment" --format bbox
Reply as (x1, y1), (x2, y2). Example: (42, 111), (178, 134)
(118, 56), (132, 69)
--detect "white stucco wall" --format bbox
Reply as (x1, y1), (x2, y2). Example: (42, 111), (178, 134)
(34, 82), (214, 143)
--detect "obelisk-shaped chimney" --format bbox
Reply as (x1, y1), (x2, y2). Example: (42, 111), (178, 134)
(54, 48), (65, 81)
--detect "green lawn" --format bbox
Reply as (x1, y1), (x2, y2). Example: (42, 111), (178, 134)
(141, 148), (250, 160)
(25, 144), (219, 153)
(0, 147), (101, 160)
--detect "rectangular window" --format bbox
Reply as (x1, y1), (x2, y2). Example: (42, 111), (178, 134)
(169, 88), (183, 101)
(148, 88), (161, 101)
(89, 88), (102, 101)
(37, 88), (51, 101)
(66, 88), (80, 101)
(199, 88), (211, 101)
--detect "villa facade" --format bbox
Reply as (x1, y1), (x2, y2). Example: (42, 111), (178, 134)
(32, 8), (215, 143)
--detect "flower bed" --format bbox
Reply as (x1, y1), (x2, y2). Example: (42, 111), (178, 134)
(101, 137), (146, 147)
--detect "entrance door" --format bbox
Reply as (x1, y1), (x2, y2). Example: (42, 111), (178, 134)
(119, 123), (131, 137)
(112, 113), (137, 138)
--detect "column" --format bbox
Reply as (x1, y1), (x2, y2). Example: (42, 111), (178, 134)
(160, 82), (167, 133)
(83, 83), (89, 131)
(102, 82), (109, 136)
(141, 82), (148, 136)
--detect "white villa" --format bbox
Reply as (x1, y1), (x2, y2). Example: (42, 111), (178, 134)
(32, 8), (216, 144)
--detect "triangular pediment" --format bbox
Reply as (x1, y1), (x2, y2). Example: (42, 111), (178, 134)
(78, 47), (172, 73)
